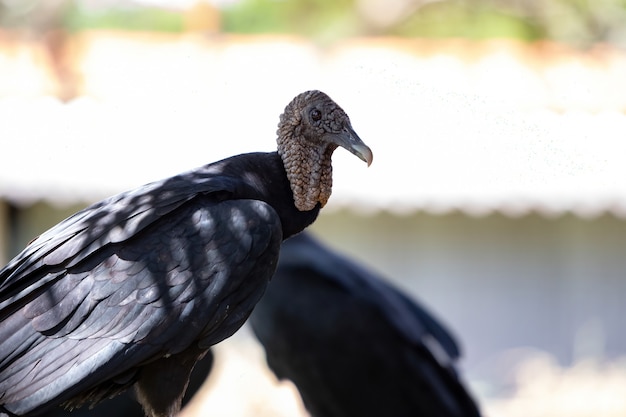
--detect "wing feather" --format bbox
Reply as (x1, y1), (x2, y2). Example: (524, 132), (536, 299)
(0, 167), (241, 301)
(0, 165), (282, 415)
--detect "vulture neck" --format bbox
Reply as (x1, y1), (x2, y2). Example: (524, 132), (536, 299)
(278, 137), (336, 212)
(220, 152), (321, 240)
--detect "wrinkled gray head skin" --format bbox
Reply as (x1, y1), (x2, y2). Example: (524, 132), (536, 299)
(277, 90), (373, 211)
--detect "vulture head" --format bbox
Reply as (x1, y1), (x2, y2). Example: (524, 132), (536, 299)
(277, 90), (373, 211)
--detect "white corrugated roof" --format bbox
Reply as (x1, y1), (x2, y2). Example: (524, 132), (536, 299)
(1, 94), (624, 218)
(0, 35), (625, 217)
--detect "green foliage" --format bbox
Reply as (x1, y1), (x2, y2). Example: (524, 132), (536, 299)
(391, 2), (545, 41)
(221, 0), (626, 45)
(221, 0), (361, 41)
(220, 0), (544, 42)
(1, 0), (624, 46)
(65, 4), (184, 33)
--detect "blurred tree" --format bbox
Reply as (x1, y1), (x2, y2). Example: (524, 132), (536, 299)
(221, 0), (360, 41)
(221, 0), (626, 46)
(497, 0), (626, 46)
(64, 2), (184, 32)
(184, 1), (221, 33)
(382, 0), (545, 40)
(1, 0), (625, 47)
(0, 0), (78, 100)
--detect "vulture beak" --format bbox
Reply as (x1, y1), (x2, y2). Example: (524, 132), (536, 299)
(328, 125), (373, 167)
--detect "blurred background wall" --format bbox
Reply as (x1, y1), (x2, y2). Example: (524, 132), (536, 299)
(1, 1), (626, 416)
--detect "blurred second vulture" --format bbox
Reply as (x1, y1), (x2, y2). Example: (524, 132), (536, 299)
(250, 232), (481, 417)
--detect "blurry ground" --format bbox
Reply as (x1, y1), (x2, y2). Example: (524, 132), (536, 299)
(180, 327), (309, 417)
(485, 353), (626, 417)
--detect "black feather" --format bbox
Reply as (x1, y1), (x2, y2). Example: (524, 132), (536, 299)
(0, 152), (317, 416)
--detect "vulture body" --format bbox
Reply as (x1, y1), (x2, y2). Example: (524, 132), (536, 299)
(0, 91), (372, 417)
(250, 232), (482, 417)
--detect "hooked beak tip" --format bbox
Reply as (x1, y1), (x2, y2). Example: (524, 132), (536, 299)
(353, 143), (373, 167)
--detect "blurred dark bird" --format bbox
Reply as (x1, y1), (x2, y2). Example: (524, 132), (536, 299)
(0, 90), (372, 417)
(250, 232), (482, 417)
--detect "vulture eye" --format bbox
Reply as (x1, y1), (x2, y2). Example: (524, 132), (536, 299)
(311, 109), (322, 121)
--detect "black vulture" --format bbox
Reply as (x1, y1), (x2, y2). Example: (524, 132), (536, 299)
(249, 232), (482, 417)
(0, 90), (372, 417)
